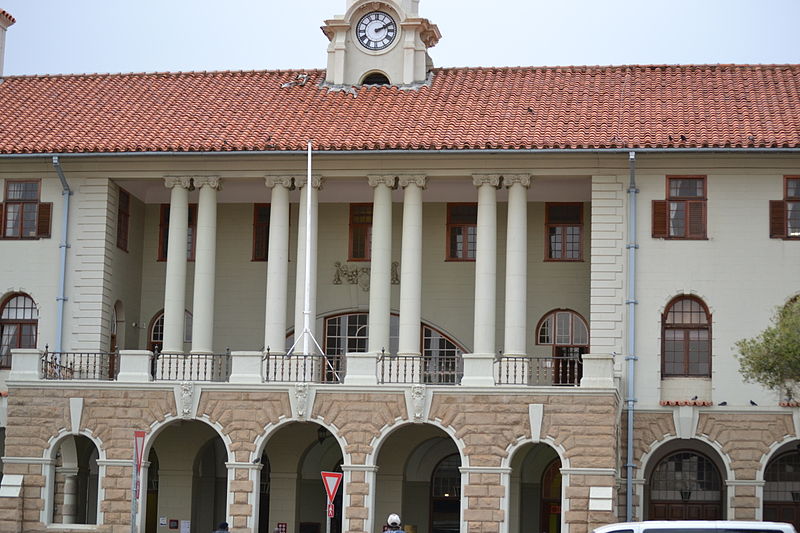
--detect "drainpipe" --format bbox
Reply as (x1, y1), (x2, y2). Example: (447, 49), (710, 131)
(625, 151), (638, 521)
(51, 156), (72, 353)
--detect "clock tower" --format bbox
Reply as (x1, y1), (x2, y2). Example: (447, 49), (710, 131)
(322, 0), (440, 86)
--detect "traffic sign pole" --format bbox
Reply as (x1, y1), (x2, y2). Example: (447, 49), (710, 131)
(321, 471), (343, 533)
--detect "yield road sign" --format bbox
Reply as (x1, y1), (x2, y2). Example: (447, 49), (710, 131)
(321, 471), (343, 502)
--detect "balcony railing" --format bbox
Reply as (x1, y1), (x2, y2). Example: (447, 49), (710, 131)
(151, 351), (231, 382)
(378, 353), (463, 385)
(40, 350), (119, 381)
(262, 353), (345, 383)
(494, 354), (583, 386)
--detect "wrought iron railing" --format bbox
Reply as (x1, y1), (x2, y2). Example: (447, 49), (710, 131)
(40, 349), (119, 381)
(378, 352), (463, 385)
(262, 352), (345, 383)
(494, 354), (583, 386)
(151, 351), (231, 382)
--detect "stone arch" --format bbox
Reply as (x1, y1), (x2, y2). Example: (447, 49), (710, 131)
(638, 435), (731, 520)
(503, 439), (566, 533)
(43, 428), (106, 526)
(368, 420), (466, 533)
(757, 435), (800, 524)
(250, 417), (347, 533)
(138, 415), (233, 533)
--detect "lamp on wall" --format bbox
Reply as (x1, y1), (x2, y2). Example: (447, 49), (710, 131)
(317, 426), (331, 445)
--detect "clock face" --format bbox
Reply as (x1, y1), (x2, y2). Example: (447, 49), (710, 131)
(356, 11), (397, 51)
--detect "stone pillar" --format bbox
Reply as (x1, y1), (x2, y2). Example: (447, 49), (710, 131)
(461, 175), (500, 386)
(503, 175), (531, 356)
(162, 176), (192, 353)
(367, 175), (395, 354)
(293, 176), (323, 355)
(191, 176), (221, 354)
(8, 348), (42, 381)
(61, 468), (79, 524)
(264, 176), (293, 355)
(398, 175), (426, 356)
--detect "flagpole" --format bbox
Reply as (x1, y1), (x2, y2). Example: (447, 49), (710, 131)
(303, 140), (313, 356)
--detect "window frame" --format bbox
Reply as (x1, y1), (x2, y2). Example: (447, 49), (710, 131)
(652, 175), (708, 240)
(348, 203), (373, 262)
(2, 179), (51, 240)
(661, 295), (712, 378)
(446, 202), (478, 261)
(157, 203), (198, 261)
(252, 203), (271, 261)
(116, 188), (130, 252)
(544, 202), (584, 261)
(771, 176), (800, 240)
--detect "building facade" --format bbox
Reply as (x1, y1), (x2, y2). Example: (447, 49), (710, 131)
(0, 2), (798, 533)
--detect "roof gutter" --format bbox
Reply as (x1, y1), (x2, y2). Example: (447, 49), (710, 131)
(1, 147), (800, 159)
(51, 156), (72, 354)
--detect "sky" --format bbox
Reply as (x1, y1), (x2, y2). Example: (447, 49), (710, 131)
(1, 0), (799, 76)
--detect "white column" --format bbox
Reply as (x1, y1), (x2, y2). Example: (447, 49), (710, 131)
(191, 176), (221, 354)
(367, 175), (395, 354)
(503, 174), (531, 356)
(472, 174), (500, 355)
(163, 176), (191, 353)
(264, 176), (293, 354)
(398, 175), (426, 356)
(293, 176), (322, 354)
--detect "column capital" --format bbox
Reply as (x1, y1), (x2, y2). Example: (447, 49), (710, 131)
(368, 175), (397, 188)
(503, 174), (532, 188)
(164, 176), (193, 189)
(264, 175), (295, 189)
(295, 175), (324, 189)
(193, 176), (222, 190)
(397, 174), (427, 189)
(472, 174), (501, 187)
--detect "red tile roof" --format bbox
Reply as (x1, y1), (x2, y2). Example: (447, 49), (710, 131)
(0, 9), (15, 26)
(0, 65), (798, 154)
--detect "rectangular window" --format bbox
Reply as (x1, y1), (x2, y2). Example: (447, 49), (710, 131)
(446, 203), (477, 261)
(349, 204), (372, 261)
(545, 203), (583, 260)
(157, 204), (197, 261)
(652, 176), (707, 239)
(2, 180), (51, 239)
(116, 188), (130, 251)
(253, 204), (270, 261)
(771, 176), (800, 239)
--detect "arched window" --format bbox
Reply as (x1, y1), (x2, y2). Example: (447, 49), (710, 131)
(541, 459), (562, 533)
(324, 313), (465, 384)
(536, 309), (588, 385)
(0, 293), (38, 368)
(662, 296), (711, 377)
(361, 72), (390, 85)
(649, 450), (722, 519)
(430, 454), (461, 533)
(764, 450), (800, 530)
(149, 310), (193, 352)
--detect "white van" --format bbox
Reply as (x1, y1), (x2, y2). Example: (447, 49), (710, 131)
(593, 521), (797, 533)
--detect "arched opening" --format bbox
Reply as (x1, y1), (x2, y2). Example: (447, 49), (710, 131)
(535, 309), (588, 385)
(142, 420), (227, 533)
(256, 422), (344, 533)
(764, 446), (800, 530)
(374, 424), (461, 533)
(661, 295), (711, 377)
(646, 447), (723, 520)
(0, 292), (38, 368)
(361, 72), (390, 85)
(508, 443), (562, 533)
(148, 309), (193, 353)
(50, 434), (100, 525)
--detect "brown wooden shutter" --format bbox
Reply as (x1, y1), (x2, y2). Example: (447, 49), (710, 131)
(36, 202), (52, 238)
(769, 200), (787, 238)
(0, 203), (4, 238)
(687, 200), (707, 239)
(652, 200), (668, 238)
